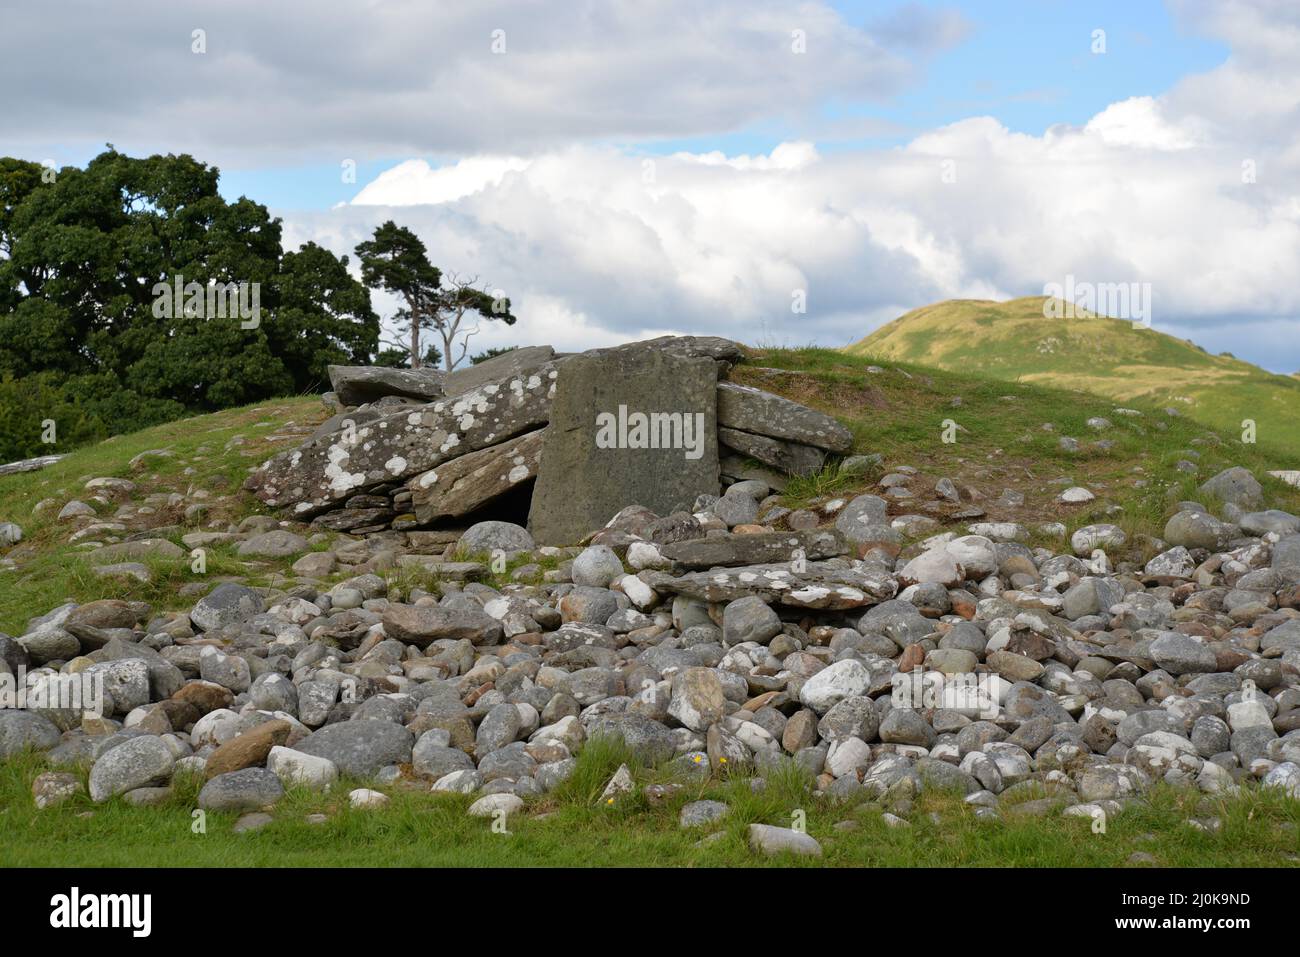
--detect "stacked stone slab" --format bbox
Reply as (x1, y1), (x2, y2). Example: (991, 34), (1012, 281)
(410, 429), (545, 526)
(327, 365), (446, 406)
(247, 337), (854, 544)
(717, 382), (853, 486)
(246, 348), (561, 522)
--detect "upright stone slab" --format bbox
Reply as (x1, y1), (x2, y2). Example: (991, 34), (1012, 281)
(528, 348), (720, 545)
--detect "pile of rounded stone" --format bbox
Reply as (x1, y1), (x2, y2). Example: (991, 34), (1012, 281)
(3, 466), (1299, 841)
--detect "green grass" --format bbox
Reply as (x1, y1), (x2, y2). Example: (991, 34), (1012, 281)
(0, 397), (325, 633)
(1, 746), (1296, 867)
(739, 345), (1300, 553)
(846, 296), (1300, 460)
(779, 460), (876, 509)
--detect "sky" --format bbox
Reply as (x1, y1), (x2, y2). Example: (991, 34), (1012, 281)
(2, 0), (1298, 372)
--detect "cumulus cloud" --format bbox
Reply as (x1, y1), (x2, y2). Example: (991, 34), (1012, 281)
(289, 37), (1300, 371)
(1083, 97), (1206, 150)
(7, 0), (1298, 371)
(291, 143), (942, 357)
(0, 0), (936, 166)
(352, 158), (531, 206)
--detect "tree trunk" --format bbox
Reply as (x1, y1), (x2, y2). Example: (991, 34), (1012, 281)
(410, 306), (421, 369)
(441, 309), (457, 371)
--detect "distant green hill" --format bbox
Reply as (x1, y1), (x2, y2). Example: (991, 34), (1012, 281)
(847, 296), (1300, 456)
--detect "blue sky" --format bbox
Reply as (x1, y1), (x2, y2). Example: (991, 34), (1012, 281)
(835, 0), (1227, 135)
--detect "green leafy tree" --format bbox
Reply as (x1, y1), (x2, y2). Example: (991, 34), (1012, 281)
(355, 222), (442, 369)
(0, 147), (378, 459)
(0, 373), (103, 463)
(374, 343), (442, 368)
(269, 241), (379, 391)
(0, 157), (45, 264)
(470, 345), (517, 365)
(355, 221), (516, 370)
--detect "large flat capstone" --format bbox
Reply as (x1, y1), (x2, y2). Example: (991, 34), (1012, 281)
(247, 364), (558, 514)
(527, 347), (720, 546)
(440, 345), (556, 399)
(327, 365), (445, 405)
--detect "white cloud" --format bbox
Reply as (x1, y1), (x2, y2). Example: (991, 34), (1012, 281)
(284, 7), (1300, 373)
(678, 142), (820, 171)
(1083, 97), (1205, 150)
(0, 0), (930, 166)
(13, 0), (1296, 371)
(353, 157), (531, 206)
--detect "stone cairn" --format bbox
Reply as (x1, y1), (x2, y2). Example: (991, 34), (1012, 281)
(4, 336), (1300, 848)
(245, 336), (853, 545)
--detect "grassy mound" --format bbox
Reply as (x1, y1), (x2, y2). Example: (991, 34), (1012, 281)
(847, 297), (1300, 458)
(0, 397), (325, 634)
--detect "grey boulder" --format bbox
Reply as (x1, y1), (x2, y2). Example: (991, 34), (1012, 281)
(1149, 632), (1218, 675)
(89, 736), (175, 802)
(236, 530), (309, 558)
(0, 711), (62, 758)
(747, 823), (823, 856)
(191, 583), (265, 632)
(459, 521), (535, 555)
(292, 720), (415, 777)
(198, 768), (285, 811)
(1198, 467), (1263, 508)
